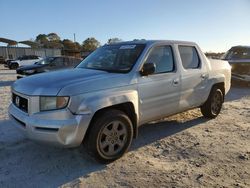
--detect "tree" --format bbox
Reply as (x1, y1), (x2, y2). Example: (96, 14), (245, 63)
(35, 33), (61, 48)
(62, 39), (81, 51)
(44, 41), (63, 49)
(62, 39), (75, 50)
(82, 37), (101, 52)
(74, 42), (81, 50)
(133, 39), (146, 41)
(47, 33), (60, 42)
(35, 34), (48, 45)
(107, 38), (122, 44)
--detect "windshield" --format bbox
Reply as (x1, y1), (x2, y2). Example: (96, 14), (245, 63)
(36, 57), (55, 65)
(77, 44), (145, 73)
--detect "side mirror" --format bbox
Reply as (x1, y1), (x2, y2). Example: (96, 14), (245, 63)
(140, 63), (155, 76)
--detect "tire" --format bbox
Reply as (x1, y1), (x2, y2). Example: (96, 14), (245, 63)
(200, 87), (224, 118)
(10, 63), (18, 70)
(85, 109), (133, 163)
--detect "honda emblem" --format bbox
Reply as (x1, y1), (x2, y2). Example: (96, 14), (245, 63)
(15, 96), (20, 107)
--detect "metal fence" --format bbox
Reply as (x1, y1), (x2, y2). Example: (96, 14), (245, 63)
(0, 46), (61, 59)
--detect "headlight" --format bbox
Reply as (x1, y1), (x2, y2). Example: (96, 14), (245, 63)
(40, 96), (69, 111)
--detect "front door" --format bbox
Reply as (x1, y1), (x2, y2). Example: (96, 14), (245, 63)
(138, 45), (181, 124)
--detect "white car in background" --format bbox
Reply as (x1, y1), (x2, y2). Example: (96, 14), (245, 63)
(8, 55), (43, 69)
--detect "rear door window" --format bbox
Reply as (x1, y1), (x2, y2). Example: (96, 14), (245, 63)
(179, 46), (200, 69)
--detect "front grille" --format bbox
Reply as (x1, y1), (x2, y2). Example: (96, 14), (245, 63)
(12, 93), (28, 113)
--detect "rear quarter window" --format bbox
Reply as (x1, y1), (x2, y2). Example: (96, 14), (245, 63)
(178, 46), (200, 69)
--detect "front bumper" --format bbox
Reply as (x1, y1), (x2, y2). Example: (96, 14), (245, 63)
(8, 103), (92, 147)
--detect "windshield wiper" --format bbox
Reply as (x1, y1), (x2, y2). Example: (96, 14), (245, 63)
(104, 69), (127, 73)
(82, 67), (127, 73)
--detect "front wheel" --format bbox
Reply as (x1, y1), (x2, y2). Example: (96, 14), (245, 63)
(200, 87), (224, 118)
(85, 109), (133, 163)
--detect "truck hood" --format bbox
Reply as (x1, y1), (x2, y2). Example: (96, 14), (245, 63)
(12, 68), (132, 96)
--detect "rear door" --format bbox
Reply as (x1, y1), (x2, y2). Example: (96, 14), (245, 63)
(138, 45), (181, 124)
(178, 45), (208, 109)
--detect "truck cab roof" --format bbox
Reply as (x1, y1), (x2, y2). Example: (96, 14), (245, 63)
(107, 40), (198, 46)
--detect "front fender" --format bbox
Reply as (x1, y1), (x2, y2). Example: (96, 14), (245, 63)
(69, 89), (139, 121)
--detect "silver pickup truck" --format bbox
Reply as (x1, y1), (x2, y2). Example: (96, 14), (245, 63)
(9, 40), (231, 162)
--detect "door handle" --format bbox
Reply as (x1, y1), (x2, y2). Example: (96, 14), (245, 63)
(173, 79), (179, 85)
(201, 74), (208, 80)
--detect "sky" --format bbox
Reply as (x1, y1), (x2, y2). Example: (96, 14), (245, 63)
(0, 0), (249, 52)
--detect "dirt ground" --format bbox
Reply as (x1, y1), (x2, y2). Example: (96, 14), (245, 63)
(0, 64), (249, 188)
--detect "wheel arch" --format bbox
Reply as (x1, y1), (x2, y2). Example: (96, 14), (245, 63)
(211, 82), (225, 101)
(83, 102), (138, 145)
(10, 62), (19, 69)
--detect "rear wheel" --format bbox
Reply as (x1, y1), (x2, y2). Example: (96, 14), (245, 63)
(200, 87), (224, 118)
(85, 109), (133, 163)
(10, 63), (18, 70)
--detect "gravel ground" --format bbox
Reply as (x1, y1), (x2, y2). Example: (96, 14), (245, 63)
(0, 64), (249, 188)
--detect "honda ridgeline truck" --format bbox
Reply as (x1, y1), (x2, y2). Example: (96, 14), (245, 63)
(9, 40), (231, 163)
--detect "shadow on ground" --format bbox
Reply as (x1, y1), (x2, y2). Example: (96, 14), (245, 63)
(0, 115), (208, 187)
(132, 116), (207, 150)
(225, 87), (250, 102)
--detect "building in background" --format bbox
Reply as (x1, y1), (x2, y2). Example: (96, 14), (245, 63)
(0, 37), (61, 60)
